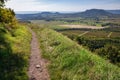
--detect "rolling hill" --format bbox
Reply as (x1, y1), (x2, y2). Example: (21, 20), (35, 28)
(79, 9), (114, 18)
(16, 9), (120, 20)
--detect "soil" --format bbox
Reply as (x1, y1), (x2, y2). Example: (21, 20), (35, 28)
(28, 28), (50, 80)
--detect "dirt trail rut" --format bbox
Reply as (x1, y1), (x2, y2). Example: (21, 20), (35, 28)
(28, 28), (50, 80)
(79, 31), (89, 36)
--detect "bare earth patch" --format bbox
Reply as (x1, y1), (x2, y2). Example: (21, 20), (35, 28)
(28, 28), (50, 80)
(60, 25), (105, 29)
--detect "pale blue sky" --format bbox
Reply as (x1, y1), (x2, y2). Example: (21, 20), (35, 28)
(6, 0), (120, 11)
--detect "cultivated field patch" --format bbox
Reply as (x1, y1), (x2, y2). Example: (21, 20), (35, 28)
(60, 25), (106, 29)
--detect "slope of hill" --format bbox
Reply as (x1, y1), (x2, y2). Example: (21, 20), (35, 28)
(79, 9), (114, 18)
(31, 26), (120, 80)
(107, 10), (120, 14)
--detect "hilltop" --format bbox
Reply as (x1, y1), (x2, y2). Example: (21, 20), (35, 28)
(78, 9), (114, 18)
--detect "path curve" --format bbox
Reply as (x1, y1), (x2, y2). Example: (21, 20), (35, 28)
(28, 28), (50, 80)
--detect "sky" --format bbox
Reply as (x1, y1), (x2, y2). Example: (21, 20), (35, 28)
(6, 0), (120, 11)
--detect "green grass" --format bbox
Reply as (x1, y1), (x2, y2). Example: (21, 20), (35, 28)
(0, 24), (31, 80)
(31, 27), (120, 80)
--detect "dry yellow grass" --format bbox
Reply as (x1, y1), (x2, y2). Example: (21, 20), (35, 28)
(60, 25), (105, 29)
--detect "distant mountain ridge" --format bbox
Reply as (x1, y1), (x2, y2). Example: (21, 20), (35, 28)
(106, 10), (120, 14)
(16, 9), (120, 20)
(72, 9), (114, 18)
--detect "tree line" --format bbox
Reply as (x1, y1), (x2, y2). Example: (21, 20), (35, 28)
(76, 37), (120, 67)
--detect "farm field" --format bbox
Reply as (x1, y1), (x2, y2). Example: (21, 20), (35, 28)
(30, 20), (64, 25)
(60, 25), (105, 29)
(59, 28), (120, 38)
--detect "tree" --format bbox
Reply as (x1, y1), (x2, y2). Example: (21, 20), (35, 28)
(95, 45), (120, 65)
(0, 0), (6, 7)
(0, 0), (17, 28)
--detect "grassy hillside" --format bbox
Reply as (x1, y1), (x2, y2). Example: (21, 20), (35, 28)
(59, 27), (120, 67)
(31, 27), (120, 80)
(0, 24), (31, 80)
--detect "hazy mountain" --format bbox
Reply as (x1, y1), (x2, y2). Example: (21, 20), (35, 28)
(79, 9), (114, 18)
(16, 9), (120, 20)
(106, 10), (120, 14)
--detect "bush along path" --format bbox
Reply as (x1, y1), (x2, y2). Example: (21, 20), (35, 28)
(28, 28), (50, 80)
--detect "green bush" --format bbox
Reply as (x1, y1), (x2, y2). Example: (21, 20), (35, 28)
(96, 45), (120, 66)
(0, 8), (17, 28)
(0, 24), (31, 80)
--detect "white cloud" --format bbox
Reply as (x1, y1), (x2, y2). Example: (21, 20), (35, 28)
(6, 0), (53, 11)
(5, 0), (120, 11)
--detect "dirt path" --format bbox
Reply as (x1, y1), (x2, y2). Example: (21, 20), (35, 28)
(107, 32), (113, 38)
(28, 28), (50, 80)
(79, 31), (89, 36)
